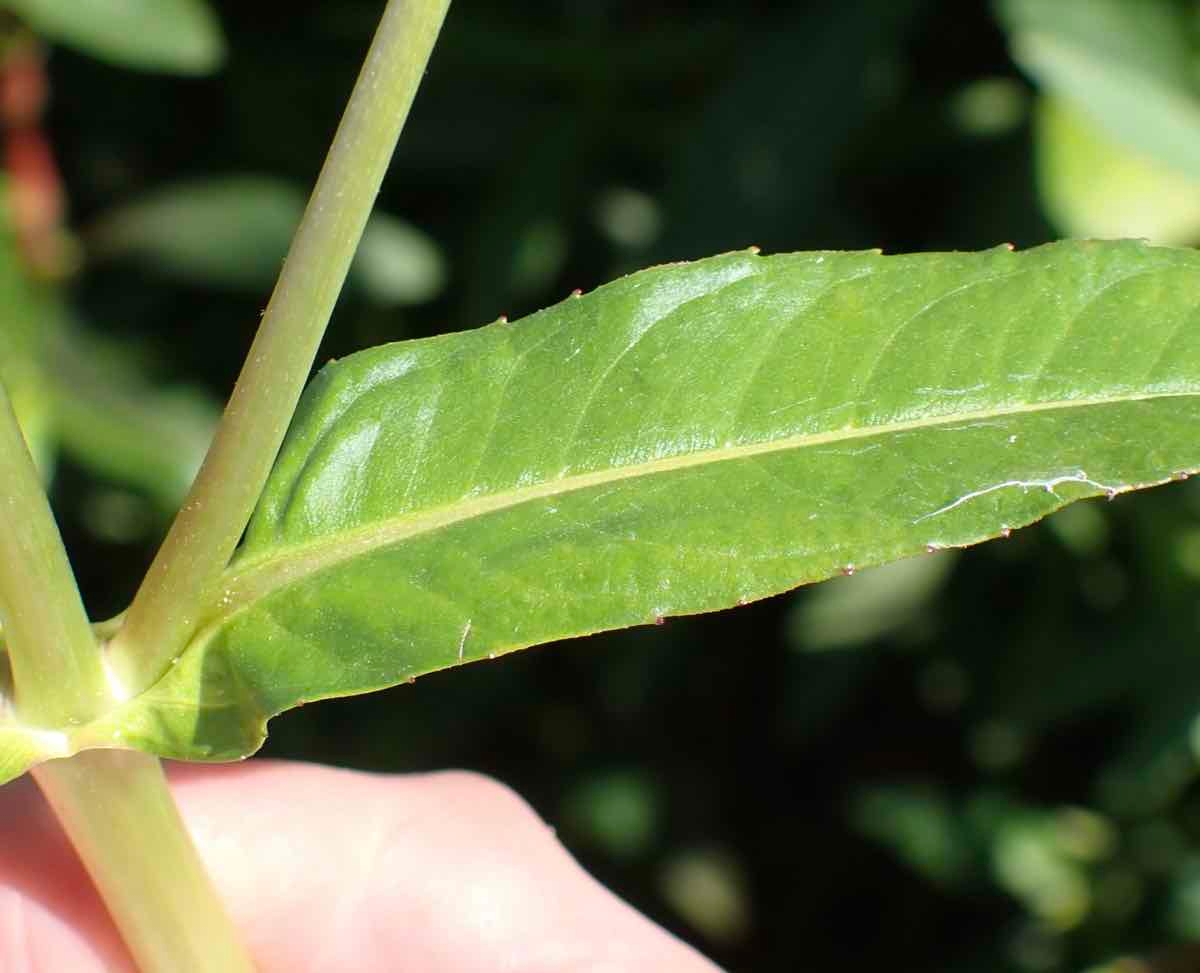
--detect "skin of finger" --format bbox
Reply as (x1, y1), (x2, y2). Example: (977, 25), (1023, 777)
(0, 759), (724, 972)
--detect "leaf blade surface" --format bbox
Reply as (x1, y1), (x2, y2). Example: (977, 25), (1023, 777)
(10, 239), (1200, 774)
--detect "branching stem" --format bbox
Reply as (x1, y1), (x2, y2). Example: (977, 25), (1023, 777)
(0, 381), (254, 970)
(0, 380), (106, 726)
(109, 0), (452, 695)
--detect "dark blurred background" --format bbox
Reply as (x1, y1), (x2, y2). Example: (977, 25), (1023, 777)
(6, 0), (1200, 970)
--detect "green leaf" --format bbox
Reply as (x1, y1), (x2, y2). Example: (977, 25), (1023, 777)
(1034, 94), (1200, 246)
(0, 182), (55, 474)
(789, 551), (956, 652)
(852, 784), (970, 887)
(7, 239), (1200, 776)
(1, 177), (220, 511)
(90, 176), (446, 305)
(44, 323), (219, 514)
(997, 0), (1200, 179)
(89, 177), (302, 290)
(349, 216), (448, 307)
(0, 0), (225, 75)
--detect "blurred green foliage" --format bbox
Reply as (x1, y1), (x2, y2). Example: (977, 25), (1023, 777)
(4, 0), (1200, 970)
(0, 0), (224, 75)
(88, 175), (446, 304)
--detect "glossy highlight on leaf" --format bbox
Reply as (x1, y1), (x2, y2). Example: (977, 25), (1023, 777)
(7, 239), (1200, 775)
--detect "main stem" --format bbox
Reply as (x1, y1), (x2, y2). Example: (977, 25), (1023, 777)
(109, 0), (452, 695)
(0, 384), (254, 969)
(0, 2), (450, 969)
(0, 383), (107, 727)
(32, 751), (256, 972)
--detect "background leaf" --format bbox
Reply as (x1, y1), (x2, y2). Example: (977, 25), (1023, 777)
(42, 321), (218, 516)
(89, 176), (446, 306)
(997, 0), (1200, 179)
(789, 551), (957, 652)
(1033, 95), (1200, 245)
(0, 0), (224, 75)
(0, 182), (54, 473)
(0, 183), (218, 524)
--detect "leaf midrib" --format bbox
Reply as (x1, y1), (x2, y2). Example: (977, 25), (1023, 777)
(206, 387), (1196, 634)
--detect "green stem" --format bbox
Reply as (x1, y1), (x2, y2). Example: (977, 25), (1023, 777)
(0, 380), (106, 727)
(0, 378), (254, 969)
(108, 0), (452, 695)
(32, 750), (255, 972)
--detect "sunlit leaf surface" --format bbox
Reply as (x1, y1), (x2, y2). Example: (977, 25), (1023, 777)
(6, 239), (1200, 774)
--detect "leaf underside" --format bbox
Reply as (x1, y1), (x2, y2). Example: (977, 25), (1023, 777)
(6, 239), (1200, 778)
